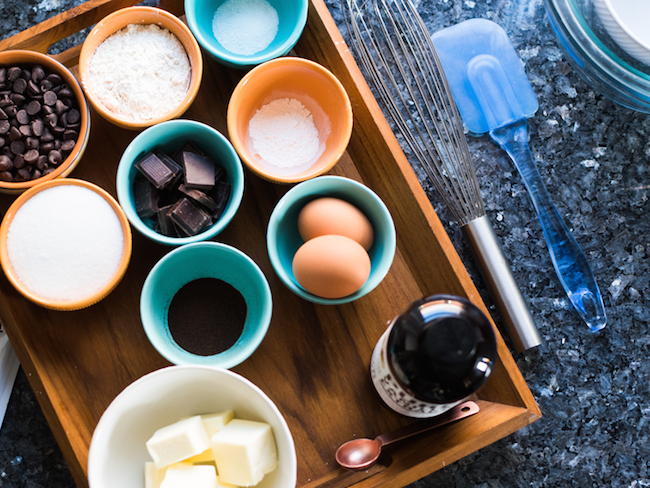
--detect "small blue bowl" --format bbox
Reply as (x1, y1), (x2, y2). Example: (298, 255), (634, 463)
(116, 119), (244, 246)
(141, 242), (272, 368)
(185, 0), (308, 69)
(267, 176), (396, 305)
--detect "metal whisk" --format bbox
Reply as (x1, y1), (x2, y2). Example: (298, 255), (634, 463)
(342, 0), (542, 351)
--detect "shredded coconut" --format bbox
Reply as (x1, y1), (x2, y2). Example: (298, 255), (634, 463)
(212, 0), (279, 56)
(7, 186), (125, 302)
(248, 98), (321, 168)
(87, 23), (191, 122)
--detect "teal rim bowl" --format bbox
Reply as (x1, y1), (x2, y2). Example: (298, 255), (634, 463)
(116, 119), (245, 246)
(140, 242), (273, 368)
(185, 0), (308, 69)
(267, 176), (396, 305)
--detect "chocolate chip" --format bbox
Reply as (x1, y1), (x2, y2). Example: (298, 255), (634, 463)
(0, 171), (13, 182)
(40, 141), (54, 153)
(36, 155), (47, 171)
(66, 108), (80, 124)
(31, 66), (45, 83)
(0, 137), (4, 148)
(0, 69), (5, 84)
(44, 113), (57, 128)
(26, 100), (40, 115)
(9, 126), (21, 141)
(32, 169), (41, 180)
(40, 127), (53, 142)
(12, 78), (27, 94)
(24, 149), (39, 164)
(0, 108), (6, 120)
(52, 125), (65, 136)
(4, 105), (16, 118)
(22, 69), (31, 81)
(13, 153), (25, 169)
(40, 79), (53, 92)
(43, 90), (57, 106)
(26, 136), (39, 150)
(42, 104), (53, 115)
(19, 125), (32, 138)
(63, 129), (77, 141)
(54, 99), (68, 116)
(0, 155), (12, 171)
(7, 67), (21, 82)
(54, 139), (61, 150)
(0, 97), (11, 108)
(16, 167), (31, 181)
(10, 140), (24, 155)
(10, 93), (25, 106)
(61, 139), (75, 153)
(46, 73), (63, 86)
(16, 109), (30, 125)
(48, 149), (62, 166)
(31, 119), (43, 137)
(58, 85), (73, 98)
(0, 120), (9, 134)
(27, 80), (41, 97)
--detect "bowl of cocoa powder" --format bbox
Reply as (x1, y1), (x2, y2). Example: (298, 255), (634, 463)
(0, 50), (90, 194)
(140, 242), (272, 369)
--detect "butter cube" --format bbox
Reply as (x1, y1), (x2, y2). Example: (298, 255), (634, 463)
(184, 448), (216, 465)
(211, 419), (278, 487)
(146, 416), (211, 468)
(201, 410), (235, 437)
(144, 462), (184, 488)
(160, 465), (218, 488)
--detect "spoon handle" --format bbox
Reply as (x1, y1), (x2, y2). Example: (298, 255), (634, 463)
(376, 401), (480, 447)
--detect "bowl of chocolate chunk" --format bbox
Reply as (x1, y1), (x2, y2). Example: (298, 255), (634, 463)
(116, 119), (245, 246)
(140, 242), (272, 369)
(78, 6), (203, 130)
(0, 50), (90, 194)
(87, 365), (297, 488)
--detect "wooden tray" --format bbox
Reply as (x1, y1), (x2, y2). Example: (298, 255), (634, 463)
(0, 1), (541, 487)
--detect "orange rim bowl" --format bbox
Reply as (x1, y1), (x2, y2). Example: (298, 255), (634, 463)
(0, 50), (90, 194)
(78, 6), (203, 130)
(0, 178), (133, 311)
(227, 57), (353, 184)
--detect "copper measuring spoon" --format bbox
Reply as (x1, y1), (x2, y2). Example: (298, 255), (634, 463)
(335, 401), (480, 470)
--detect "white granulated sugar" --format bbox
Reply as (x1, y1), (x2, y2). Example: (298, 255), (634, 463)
(7, 186), (125, 302)
(212, 0), (279, 55)
(249, 98), (320, 168)
(87, 23), (191, 122)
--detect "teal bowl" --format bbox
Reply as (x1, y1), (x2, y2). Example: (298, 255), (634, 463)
(141, 242), (272, 368)
(185, 0), (308, 69)
(116, 119), (244, 246)
(267, 176), (396, 304)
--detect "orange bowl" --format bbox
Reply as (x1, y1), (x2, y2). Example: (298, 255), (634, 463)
(0, 178), (132, 311)
(78, 6), (203, 130)
(0, 50), (90, 194)
(227, 57), (353, 184)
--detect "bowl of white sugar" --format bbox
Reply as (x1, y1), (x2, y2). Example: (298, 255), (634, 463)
(78, 6), (203, 130)
(185, 0), (307, 69)
(0, 179), (132, 310)
(227, 57), (353, 184)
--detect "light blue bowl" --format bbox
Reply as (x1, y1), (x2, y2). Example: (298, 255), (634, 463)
(141, 242), (272, 368)
(116, 119), (244, 246)
(267, 176), (396, 305)
(185, 0), (308, 69)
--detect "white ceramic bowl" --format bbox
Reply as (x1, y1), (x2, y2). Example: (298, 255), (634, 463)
(594, 0), (650, 65)
(87, 365), (297, 488)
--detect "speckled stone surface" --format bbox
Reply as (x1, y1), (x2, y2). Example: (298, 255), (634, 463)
(1, 0), (650, 487)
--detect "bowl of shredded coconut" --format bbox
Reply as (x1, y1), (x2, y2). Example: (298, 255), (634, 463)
(0, 178), (133, 311)
(227, 57), (353, 184)
(78, 6), (203, 130)
(185, 0), (307, 68)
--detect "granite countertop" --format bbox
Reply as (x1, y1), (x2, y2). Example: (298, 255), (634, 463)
(1, 0), (650, 487)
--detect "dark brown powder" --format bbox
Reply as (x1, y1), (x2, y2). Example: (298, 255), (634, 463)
(167, 278), (247, 356)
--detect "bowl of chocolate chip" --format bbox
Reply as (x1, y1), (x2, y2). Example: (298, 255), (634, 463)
(140, 242), (273, 369)
(0, 50), (90, 194)
(116, 119), (245, 246)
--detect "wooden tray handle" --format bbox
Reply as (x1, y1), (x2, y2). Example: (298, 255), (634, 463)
(0, 0), (184, 67)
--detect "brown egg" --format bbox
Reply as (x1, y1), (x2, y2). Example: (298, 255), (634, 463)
(292, 234), (371, 299)
(297, 197), (374, 251)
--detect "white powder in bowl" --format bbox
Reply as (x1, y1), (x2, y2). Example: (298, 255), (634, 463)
(6, 185), (125, 302)
(248, 98), (320, 168)
(87, 23), (191, 123)
(212, 0), (279, 56)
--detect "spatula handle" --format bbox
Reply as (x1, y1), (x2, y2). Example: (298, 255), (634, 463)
(490, 118), (606, 331)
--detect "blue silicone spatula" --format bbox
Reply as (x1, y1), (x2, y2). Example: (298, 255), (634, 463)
(432, 19), (606, 331)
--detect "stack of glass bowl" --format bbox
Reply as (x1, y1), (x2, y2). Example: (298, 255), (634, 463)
(544, 0), (650, 112)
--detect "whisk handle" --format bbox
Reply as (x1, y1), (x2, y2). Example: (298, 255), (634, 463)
(462, 216), (542, 352)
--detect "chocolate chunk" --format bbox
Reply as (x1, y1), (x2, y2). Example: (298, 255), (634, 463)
(169, 197), (212, 236)
(155, 204), (176, 236)
(182, 151), (216, 191)
(178, 183), (218, 212)
(210, 181), (232, 221)
(172, 140), (204, 165)
(135, 152), (176, 189)
(134, 177), (159, 219)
